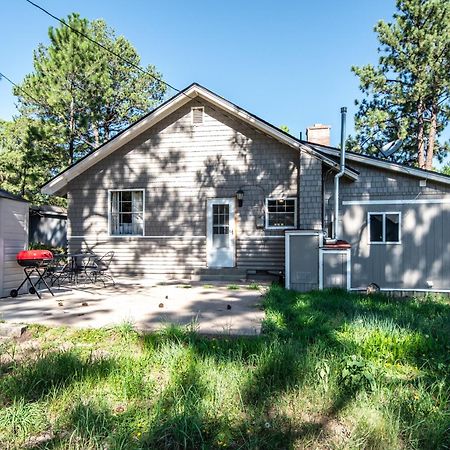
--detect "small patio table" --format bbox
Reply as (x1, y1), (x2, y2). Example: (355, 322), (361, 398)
(47, 252), (98, 286)
(67, 252), (98, 284)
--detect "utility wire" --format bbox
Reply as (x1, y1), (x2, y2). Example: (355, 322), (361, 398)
(0, 70), (98, 149)
(0, 70), (50, 110)
(24, 0), (194, 101)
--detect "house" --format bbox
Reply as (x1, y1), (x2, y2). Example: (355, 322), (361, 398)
(41, 83), (450, 292)
(0, 189), (29, 297)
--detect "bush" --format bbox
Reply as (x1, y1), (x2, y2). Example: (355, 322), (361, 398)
(29, 241), (66, 255)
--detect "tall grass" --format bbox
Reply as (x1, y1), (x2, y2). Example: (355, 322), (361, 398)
(0, 286), (448, 449)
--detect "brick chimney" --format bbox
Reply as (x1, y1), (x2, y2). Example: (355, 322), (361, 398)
(306, 123), (331, 146)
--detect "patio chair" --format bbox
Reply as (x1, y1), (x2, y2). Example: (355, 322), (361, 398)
(45, 254), (71, 287)
(89, 251), (115, 286)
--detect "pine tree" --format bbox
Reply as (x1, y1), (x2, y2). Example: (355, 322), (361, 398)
(0, 118), (64, 205)
(351, 0), (450, 169)
(1, 13), (166, 204)
(14, 13), (166, 167)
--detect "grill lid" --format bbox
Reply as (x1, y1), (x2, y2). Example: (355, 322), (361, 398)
(16, 250), (54, 261)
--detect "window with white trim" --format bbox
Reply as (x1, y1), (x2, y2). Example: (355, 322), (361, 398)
(265, 198), (297, 229)
(110, 190), (144, 236)
(368, 212), (400, 243)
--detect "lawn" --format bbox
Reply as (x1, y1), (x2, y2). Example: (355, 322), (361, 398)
(0, 286), (449, 449)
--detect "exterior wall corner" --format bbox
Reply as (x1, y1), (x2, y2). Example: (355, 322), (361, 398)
(299, 150), (322, 230)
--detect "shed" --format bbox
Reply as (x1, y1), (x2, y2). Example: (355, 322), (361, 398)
(0, 189), (29, 297)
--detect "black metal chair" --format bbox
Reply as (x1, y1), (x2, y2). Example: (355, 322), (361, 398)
(89, 251), (115, 286)
(45, 254), (71, 287)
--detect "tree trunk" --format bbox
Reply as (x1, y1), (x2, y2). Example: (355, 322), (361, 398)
(21, 166), (27, 197)
(417, 101), (425, 169)
(93, 125), (100, 148)
(69, 96), (75, 164)
(425, 106), (437, 170)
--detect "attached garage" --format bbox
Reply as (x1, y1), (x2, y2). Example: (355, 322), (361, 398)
(0, 190), (29, 298)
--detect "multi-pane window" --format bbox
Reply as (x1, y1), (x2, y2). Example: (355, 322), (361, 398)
(110, 190), (144, 236)
(369, 212), (400, 243)
(212, 204), (230, 249)
(265, 198), (297, 229)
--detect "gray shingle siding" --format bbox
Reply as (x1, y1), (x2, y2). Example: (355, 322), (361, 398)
(66, 99), (297, 276)
(299, 151), (322, 229)
(64, 92), (450, 287)
(324, 161), (450, 290)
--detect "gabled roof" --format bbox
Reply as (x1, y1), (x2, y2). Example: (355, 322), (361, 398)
(41, 82), (450, 195)
(0, 188), (29, 203)
(41, 83), (358, 195)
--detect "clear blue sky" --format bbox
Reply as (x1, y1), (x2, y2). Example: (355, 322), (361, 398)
(0, 0), (416, 147)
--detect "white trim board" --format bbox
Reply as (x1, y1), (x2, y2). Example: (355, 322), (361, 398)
(241, 235), (285, 240)
(350, 287), (450, 293)
(343, 198), (450, 206)
(285, 230), (324, 238)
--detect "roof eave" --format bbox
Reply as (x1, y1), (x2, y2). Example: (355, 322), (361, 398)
(41, 85), (198, 195)
(314, 145), (450, 186)
(40, 83), (358, 195)
(298, 143), (359, 181)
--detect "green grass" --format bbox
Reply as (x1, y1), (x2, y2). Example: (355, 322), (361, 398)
(227, 284), (240, 290)
(0, 286), (448, 449)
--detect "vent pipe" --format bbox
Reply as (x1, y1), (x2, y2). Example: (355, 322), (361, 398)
(333, 107), (347, 240)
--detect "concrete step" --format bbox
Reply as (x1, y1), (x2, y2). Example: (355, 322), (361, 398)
(192, 268), (247, 282)
(196, 274), (247, 282)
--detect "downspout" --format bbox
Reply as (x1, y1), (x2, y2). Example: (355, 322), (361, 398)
(333, 107), (347, 240)
(322, 168), (333, 235)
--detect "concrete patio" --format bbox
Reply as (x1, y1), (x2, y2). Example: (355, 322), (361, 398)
(0, 279), (266, 335)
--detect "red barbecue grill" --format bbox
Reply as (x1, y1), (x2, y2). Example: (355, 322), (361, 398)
(10, 250), (55, 299)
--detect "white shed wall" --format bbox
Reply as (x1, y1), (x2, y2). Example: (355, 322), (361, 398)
(0, 198), (29, 297)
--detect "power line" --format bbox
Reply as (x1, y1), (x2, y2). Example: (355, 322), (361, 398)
(0, 70), (98, 149)
(24, 0), (194, 101)
(0, 71), (42, 106)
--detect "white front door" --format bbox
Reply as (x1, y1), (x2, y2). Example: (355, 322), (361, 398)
(207, 198), (235, 268)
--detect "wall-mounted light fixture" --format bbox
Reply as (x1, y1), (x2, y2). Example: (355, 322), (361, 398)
(236, 189), (244, 207)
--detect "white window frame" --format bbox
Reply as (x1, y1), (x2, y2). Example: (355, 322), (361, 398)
(191, 106), (204, 125)
(265, 197), (297, 230)
(367, 211), (401, 245)
(108, 189), (145, 237)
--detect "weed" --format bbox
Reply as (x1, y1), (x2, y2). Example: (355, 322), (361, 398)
(227, 284), (240, 290)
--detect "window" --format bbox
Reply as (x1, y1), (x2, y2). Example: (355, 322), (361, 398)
(191, 107), (204, 125)
(212, 204), (230, 249)
(368, 212), (400, 244)
(109, 190), (144, 236)
(265, 198), (297, 229)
